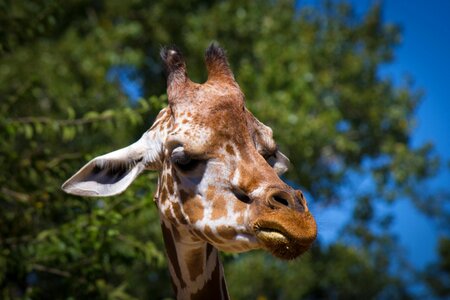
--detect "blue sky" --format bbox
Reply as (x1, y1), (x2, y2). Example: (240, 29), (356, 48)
(310, 0), (450, 270)
(354, 0), (450, 269)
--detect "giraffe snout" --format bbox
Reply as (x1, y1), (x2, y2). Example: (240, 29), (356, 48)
(266, 189), (307, 212)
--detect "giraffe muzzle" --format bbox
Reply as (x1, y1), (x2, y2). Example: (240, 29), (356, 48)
(252, 208), (317, 260)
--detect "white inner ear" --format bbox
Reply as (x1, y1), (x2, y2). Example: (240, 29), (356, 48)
(268, 150), (290, 176)
(61, 158), (145, 197)
(61, 130), (164, 197)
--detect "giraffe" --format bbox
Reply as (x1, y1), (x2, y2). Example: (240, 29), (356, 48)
(62, 44), (317, 299)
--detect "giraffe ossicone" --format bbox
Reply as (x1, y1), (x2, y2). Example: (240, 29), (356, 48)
(62, 43), (317, 299)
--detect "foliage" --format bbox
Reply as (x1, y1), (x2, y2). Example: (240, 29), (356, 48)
(423, 237), (450, 298)
(0, 0), (447, 299)
(226, 242), (410, 300)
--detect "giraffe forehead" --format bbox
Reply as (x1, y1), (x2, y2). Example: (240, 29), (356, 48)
(170, 104), (251, 155)
(174, 80), (243, 105)
(172, 81), (244, 122)
(174, 96), (244, 124)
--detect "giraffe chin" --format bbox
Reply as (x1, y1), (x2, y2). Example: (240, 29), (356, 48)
(253, 211), (317, 260)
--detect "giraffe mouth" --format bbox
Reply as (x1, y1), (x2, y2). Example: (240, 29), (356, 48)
(252, 212), (317, 260)
(255, 227), (289, 243)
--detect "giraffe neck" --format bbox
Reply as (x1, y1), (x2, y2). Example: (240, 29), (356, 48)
(160, 219), (229, 300)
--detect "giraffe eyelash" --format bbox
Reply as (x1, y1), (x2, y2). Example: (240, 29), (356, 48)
(174, 158), (202, 172)
(170, 148), (203, 172)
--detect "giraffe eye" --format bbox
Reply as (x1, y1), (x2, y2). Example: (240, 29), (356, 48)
(265, 154), (277, 168)
(263, 148), (290, 175)
(261, 145), (280, 168)
(261, 151), (276, 165)
(175, 158), (202, 172)
(171, 147), (202, 172)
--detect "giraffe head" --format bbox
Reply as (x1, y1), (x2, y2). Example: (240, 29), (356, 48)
(62, 44), (317, 260)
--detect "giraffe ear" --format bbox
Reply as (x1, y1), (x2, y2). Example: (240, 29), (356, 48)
(61, 130), (164, 197)
(245, 108), (290, 175)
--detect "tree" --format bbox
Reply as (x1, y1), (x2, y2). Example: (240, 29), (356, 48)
(423, 237), (450, 298)
(0, 0), (446, 299)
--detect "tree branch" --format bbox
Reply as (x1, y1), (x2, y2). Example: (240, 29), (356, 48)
(32, 264), (71, 278)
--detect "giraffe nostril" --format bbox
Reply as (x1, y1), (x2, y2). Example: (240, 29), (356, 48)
(268, 191), (293, 209)
(272, 195), (289, 207)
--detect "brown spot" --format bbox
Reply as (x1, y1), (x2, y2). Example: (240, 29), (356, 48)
(206, 186), (215, 201)
(161, 223), (186, 290)
(225, 144), (235, 156)
(187, 111), (192, 117)
(172, 202), (187, 225)
(182, 195), (204, 224)
(232, 196), (249, 213)
(204, 188), (226, 222)
(185, 247), (205, 281)
(211, 210), (224, 221)
(182, 119), (188, 124)
(167, 175), (174, 195)
(217, 226), (237, 240)
(211, 196), (226, 220)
